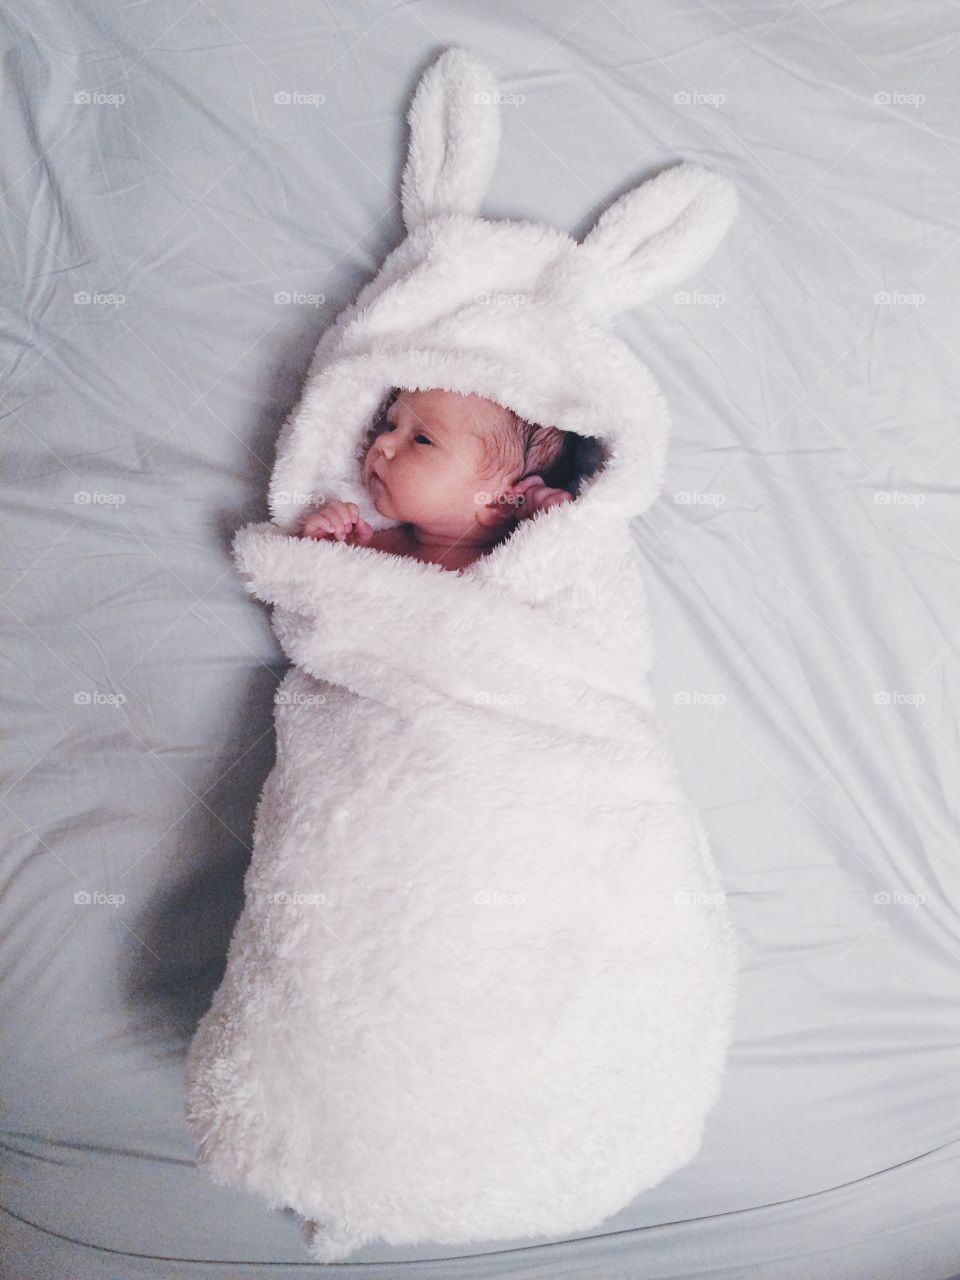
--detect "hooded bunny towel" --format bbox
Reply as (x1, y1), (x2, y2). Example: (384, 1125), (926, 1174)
(185, 47), (741, 1263)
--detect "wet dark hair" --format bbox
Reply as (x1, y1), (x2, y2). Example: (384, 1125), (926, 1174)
(487, 412), (583, 494)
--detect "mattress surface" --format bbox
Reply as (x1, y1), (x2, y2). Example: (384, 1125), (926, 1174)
(2, 2), (959, 1277)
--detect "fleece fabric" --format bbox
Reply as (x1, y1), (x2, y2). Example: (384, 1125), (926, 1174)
(184, 45), (741, 1263)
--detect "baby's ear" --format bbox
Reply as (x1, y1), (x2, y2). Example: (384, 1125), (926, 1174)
(400, 47), (502, 231)
(579, 161), (738, 314)
(474, 480), (521, 529)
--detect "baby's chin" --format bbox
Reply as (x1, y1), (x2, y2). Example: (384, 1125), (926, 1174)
(368, 483), (491, 533)
(367, 480), (393, 518)
(368, 485), (419, 525)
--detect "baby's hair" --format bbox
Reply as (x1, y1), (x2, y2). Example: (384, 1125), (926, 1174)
(480, 407), (581, 495)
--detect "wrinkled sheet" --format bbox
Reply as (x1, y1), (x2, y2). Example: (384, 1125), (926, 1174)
(2, 2), (959, 1277)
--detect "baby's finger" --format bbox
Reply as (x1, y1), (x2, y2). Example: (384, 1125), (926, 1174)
(302, 512), (328, 537)
(355, 515), (374, 544)
(326, 506), (352, 538)
(343, 504), (363, 536)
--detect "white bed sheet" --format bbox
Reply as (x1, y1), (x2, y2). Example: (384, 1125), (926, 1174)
(2, 1), (959, 1276)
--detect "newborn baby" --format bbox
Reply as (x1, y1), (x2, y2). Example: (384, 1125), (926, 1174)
(296, 387), (576, 572)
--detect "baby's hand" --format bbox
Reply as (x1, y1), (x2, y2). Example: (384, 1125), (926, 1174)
(299, 500), (373, 544)
(513, 475), (574, 520)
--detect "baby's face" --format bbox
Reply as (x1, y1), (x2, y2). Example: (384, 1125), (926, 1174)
(362, 388), (517, 537)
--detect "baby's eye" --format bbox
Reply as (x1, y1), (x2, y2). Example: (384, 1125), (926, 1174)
(414, 434), (433, 445)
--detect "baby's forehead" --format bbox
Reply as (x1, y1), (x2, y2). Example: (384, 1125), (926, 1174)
(393, 389), (512, 434)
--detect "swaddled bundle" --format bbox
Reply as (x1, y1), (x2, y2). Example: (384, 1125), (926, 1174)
(185, 47), (740, 1263)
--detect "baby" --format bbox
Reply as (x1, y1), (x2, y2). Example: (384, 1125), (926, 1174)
(295, 387), (577, 572)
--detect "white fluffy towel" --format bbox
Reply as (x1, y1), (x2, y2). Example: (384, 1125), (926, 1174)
(184, 45), (741, 1263)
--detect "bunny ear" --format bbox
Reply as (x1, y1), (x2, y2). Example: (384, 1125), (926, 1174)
(400, 47), (502, 231)
(580, 162), (738, 313)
